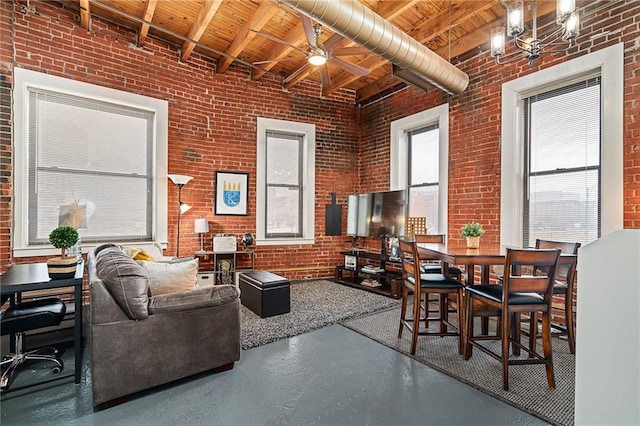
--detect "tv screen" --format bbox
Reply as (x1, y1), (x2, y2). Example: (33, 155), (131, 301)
(346, 190), (407, 238)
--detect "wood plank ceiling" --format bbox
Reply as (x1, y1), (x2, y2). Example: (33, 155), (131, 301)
(60, 0), (561, 103)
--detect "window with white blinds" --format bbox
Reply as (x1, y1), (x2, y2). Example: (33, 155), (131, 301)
(265, 131), (302, 238)
(27, 89), (154, 245)
(523, 77), (601, 246)
(408, 124), (439, 233)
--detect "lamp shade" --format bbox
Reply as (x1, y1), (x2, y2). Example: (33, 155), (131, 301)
(179, 202), (192, 214)
(168, 174), (194, 186)
(194, 218), (209, 234)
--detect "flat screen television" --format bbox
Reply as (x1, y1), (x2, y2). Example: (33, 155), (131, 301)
(346, 190), (407, 238)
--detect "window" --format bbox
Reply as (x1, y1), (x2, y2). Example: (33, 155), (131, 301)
(256, 118), (315, 245)
(523, 78), (601, 246)
(408, 125), (440, 233)
(265, 131), (303, 238)
(500, 44), (624, 247)
(13, 68), (169, 257)
(390, 103), (449, 234)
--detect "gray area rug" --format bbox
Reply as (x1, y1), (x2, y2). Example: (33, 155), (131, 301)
(343, 304), (575, 426)
(240, 279), (400, 349)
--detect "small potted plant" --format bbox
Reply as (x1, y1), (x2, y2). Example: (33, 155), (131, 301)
(461, 222), (485, 249)
(47, 225), (79, 279)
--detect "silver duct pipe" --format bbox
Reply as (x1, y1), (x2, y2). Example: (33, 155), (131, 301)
(281, 0), (469, 95)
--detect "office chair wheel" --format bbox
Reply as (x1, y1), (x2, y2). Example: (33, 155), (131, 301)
(52, 365), (63, 374)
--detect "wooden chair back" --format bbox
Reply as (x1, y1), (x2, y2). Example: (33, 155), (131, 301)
(398, 239), (419, 294)
(503, 248), (560, 302)
(413, 234), (445, 244)
(535, 239), (580, 284)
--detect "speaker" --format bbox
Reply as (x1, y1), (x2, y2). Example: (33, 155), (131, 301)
(325, 204), (342, 236)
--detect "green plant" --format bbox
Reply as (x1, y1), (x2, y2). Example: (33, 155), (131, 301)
(49, 226), (79, 257)
(460, 222), (485, 237)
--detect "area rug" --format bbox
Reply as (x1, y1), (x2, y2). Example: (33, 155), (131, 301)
(240, 279), (400, 349)
(343, 305), (575, 426)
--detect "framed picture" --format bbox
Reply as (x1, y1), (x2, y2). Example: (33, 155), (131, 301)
(215, 171), (249, 216)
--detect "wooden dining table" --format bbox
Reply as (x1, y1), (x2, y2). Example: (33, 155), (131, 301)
(416, 241), (577, 286)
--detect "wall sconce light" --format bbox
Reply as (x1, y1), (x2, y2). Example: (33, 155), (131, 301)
(168, 174), (193, 257)
(194, 218), (210, 254)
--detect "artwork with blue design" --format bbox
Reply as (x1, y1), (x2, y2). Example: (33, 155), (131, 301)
(215, 171), (249, 215)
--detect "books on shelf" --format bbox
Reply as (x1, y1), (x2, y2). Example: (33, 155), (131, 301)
(361, 265), (384, 274)
(360, 278), (382, 288)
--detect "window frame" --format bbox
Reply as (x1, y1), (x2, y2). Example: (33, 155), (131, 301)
(13, 67), (169, 257)
(256, 117), (315, 246)
(390, 103), (449, 234)
(500, 43), (624, 247)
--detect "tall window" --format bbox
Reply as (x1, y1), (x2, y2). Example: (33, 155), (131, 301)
(408, 125), (439, 233)
(13, 68), (169, 257)
(390, 104), (449, 235)
(256, 118), (315, 245)
(500, 44), (623, 248)
(265, 131), (302, 238)
(523, 78), (601, 246)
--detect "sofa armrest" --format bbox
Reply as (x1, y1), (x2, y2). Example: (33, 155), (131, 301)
(148, 285), (239, 315)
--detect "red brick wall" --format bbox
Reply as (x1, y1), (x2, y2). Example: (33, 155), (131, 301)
(0, 1), (357, 278)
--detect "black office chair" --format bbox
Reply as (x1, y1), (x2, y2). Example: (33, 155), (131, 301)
(1, 296), (66, 390)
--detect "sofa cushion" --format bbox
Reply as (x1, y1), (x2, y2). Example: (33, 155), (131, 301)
(95, 245), (150, 320)
(148, 285), (239, 315)
(140, 258), (198, 296)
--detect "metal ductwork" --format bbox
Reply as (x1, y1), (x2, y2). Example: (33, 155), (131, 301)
(281, 0), (469, 95)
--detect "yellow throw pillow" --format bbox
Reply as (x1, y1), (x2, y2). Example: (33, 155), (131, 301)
(139, 258), (198, 296)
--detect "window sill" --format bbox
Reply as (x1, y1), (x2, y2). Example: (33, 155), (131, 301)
(256, 237), (315, 246)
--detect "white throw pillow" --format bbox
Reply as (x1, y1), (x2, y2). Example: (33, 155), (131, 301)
(140, 258), (199, 296)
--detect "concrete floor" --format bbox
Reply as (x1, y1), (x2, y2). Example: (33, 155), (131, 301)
(0, 325), (548, 425)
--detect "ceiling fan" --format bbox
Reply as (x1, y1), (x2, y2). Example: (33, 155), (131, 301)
(251, 15), (372, 87)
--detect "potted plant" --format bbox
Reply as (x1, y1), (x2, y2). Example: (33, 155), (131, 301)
(461, 222), (485, 249)
(47, 225), (79, 279)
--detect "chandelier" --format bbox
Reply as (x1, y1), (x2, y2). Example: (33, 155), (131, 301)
(491, 0), (579, 66)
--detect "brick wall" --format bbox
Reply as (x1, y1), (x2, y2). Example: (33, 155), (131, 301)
(0, 1), (357, 278)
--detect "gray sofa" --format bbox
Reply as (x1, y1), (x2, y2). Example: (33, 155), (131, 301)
(88, 245), (241, 408)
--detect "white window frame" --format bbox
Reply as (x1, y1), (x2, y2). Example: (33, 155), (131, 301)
(500, 43), (624, 247)
(13, 67), (169, 257)
(390, 103), (449, 234)
(256, 117), (315, 246)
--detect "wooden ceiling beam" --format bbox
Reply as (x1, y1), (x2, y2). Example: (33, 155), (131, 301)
(181, 0), (224, 62)
(138, 0), (159, 46)
(79, 0), (90, 30)
(217, 1), (278, 74)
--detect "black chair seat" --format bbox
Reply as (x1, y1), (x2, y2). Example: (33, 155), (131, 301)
(465, 284), (544, 305)
(421, 264), (463, 275)
(408, 274), (463, 289)
(1, 298), (67, 335)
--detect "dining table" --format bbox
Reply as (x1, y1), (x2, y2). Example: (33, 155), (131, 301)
(416, 241), (577, 286)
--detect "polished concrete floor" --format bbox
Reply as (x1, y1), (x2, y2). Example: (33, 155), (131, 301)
(0, 325), (548, 425)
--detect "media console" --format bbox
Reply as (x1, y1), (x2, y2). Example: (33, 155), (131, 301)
(334, 249), (402, 299)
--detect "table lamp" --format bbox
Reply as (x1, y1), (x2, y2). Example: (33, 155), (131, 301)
(194, 218), (209, 254)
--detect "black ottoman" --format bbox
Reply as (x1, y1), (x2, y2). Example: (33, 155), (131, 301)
(239, 271), (290, 318)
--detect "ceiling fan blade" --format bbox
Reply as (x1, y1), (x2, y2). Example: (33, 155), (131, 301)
(284, 62), (313, 84)
(299, 15), (317, 47)
(319, 65), (331, 87)
(327, 57), (370, 77)
(249, 29), (308, 55)
(331, 46), (373, 56)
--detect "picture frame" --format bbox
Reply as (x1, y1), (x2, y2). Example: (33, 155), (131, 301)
(215, 171), (249, 216)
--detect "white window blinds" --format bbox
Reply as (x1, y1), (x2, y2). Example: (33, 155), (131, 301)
(523, 77), (601, 246)
(28, 89), (154, 244)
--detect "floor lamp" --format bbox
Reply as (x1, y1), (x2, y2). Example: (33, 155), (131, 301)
(168, 174), (193, 257)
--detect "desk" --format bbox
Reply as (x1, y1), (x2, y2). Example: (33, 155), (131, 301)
(1, 262), (84, 386)
(417, 242), (576, 285)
